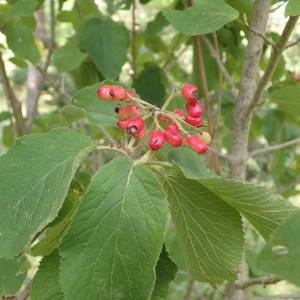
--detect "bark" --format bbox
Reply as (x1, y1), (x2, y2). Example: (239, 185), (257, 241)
(229, 0), (272, 181)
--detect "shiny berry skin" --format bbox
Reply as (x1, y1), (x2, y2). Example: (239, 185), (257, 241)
(186, 101), (202, 118)
(126, 116), (145, 135)
(164, 130), (182, 147)
(110, 86), (127, 100)
(132, 127), (145, 139)
(181, 84), (198, 103)
(148, 131), (165, 150)
(185, 115), (203, 127)
(185, 135), (208, 154)
(115, 104), (140, 120)
(166, 123), (179, 133)
(173, 109), (184, 117)
(117, 119), (130, 130)
(97, 85), (113, 101)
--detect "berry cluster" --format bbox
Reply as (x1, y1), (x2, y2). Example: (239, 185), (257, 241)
(97, 83), (210, 154)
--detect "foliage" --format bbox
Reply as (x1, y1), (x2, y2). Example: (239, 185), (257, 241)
(0, 0), (300, 299)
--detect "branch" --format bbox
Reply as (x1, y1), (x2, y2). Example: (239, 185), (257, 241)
(183, 280), (194, 300)
(201, 35), (238, 99)
(248, 16), (299, 115)
(0, 51), (26, 136)
(229, 0), (272, 181)
(249, 137), (300, 157)
(235, 275), (280, 289)
(131, 0), (137, 77)
(242, 15), (276, 48)
(285, 36), (300, 49)
(252, 295), (300, 300)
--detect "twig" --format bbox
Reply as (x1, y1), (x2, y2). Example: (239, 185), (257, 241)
(249, 137), (300, 157)
(243, 15), (276, 48)
(285, 36), (300, 49)
(163, 43), (189, 72)
(98, 125), (116, 144)
(277, 179), (300, 194)
(201, 35), (238, 99)
(36, 66), (72, 100)
(0, 50), (25, 136)
(235, 275), (280, 289)
(131, 0), (137, 77)
(252, 295), (300, 300)
(183, 280), (194, 300)
(248, 16), (299, 115)
(96, 145), (128, 156)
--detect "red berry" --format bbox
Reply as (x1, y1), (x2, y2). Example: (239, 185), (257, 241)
(149, 131), (165, 150)
(166, 123), (179, 133)
(186, 101), (202, 118)
(115, 104), (140, 120)
(97, 85), (113, 101)
(117, 119), (130, 130)
(132, 127), (145, 139)
(124, 90), (137, 102)
(173, 109), (184, 117)
(110, 86), (127, 100)
(185, 135), (208, 154)
(164, 130), (182, 147)
(181, 84), (198, 103)
(126, 116), (145, 135)
(185, 115), (203, 127)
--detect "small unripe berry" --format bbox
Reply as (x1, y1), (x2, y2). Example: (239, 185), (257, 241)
(164, 130), (182, 147)
(126, 116), (145, 135)
(185, 135), (208, 154)
(173, 109), (184, 117)
(149, 131), (165, 150)
(186, 101), (202, 118)
(185, 115), (203, 127)
(97, 85), (114, 101)
(115, 104), (140, 120)
(199, 131), (211, 144)
(181, 84), (198, 103)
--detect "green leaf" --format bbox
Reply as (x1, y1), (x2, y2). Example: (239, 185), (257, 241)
(285, 0), (300, 16)
(10, 0), (39, 17)
(270, 85), (300, 120)
(60, 157), (168, 300)
(30, 250), (64, 300)
(0, 111), (12, 122)
(133, 64), (166, 105)
(5, 22), (40, 64)
(72, 83), (117, 126)
(163, 0), (239, 36)
(198, 178), (295, 239)
(151, 246), (178, 300)
(60, 104), (87, 123)
(0, 128), (95, 257)
(53, 43), (87, 72)
(162, 167), (244, 283)
(257, 209), (300, 286)
(167, 147), (214, 179)
(0, 257), (27, 296)
(79, 18), (130, 78)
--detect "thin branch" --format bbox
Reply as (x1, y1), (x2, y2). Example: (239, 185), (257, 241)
(249, 138), (300, 157)
(0, 50), (26, 136)
(183, 280), (194, 300)
(248, 16), (299, 115)
(235, 275), (280, 289)
(252, 295), (300, 300)
(201, 35), (238, 99)
(163, 43), (189, 72)
(98, 125), (116, 144)
(277, 179), (300, 194)
(131, 0), (137, 77)
(36, 66), (72, 100)
(242, 15), (276, 48)
(285, 36), (300, 49)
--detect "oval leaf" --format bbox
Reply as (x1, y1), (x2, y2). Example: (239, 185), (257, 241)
(163, 0), (239, 36)
(60, 157), (168, 300)
(0, 128), (95, 257)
